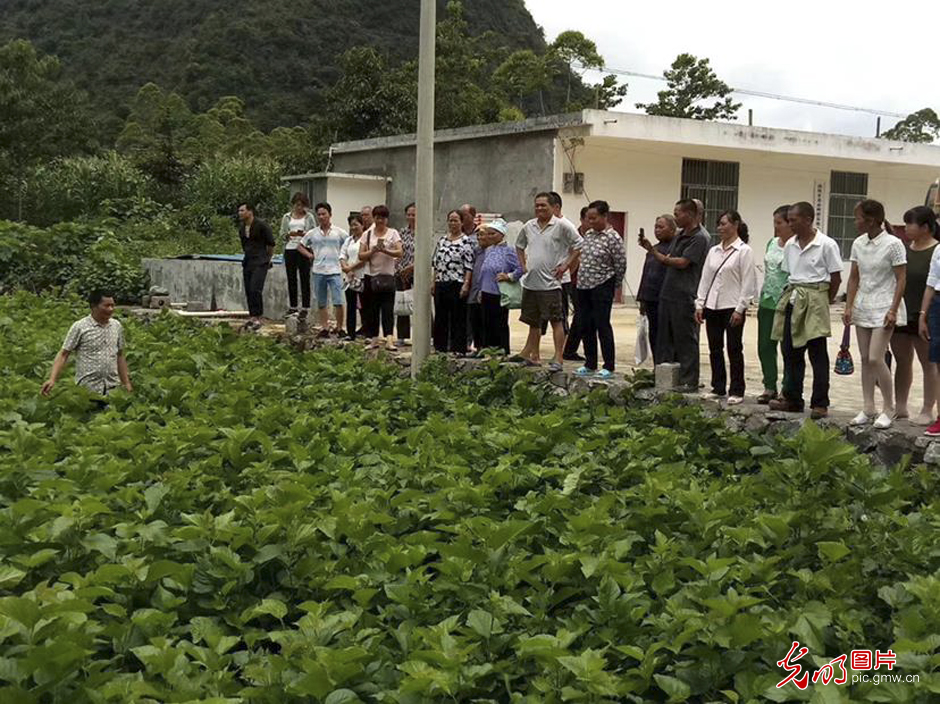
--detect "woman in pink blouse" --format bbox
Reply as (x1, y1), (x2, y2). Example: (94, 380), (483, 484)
(358, 204), (403, 351)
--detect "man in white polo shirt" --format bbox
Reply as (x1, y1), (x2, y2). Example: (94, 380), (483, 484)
(770, 201), (843, 419)
(513, 192), (583, 371)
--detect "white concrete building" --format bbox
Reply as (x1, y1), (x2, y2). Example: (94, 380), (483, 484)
(299, 110), (940, 297)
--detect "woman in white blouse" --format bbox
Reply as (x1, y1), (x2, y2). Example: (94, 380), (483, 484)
(279, 192), (317, 316)
(695, 210), (758, 405)
(844, 199), (907, 429)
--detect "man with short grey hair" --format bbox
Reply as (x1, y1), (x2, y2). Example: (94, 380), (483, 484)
(513, 192), (583, 371)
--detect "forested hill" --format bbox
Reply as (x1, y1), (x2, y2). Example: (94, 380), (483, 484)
(0, 0), (544, 132)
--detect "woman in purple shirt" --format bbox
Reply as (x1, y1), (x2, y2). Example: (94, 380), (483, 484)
(478, 219), (524, 354)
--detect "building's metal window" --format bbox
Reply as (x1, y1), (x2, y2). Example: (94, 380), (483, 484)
(681, 158), (739, 239)
(827, 171), (868, 259)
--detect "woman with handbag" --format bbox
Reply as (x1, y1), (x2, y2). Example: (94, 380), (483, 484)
(477, 219), (524, 354)
(395, 202), (416, 345)
(358, 205), (402, 351)
(432, 210), (474, 354)
(695, 210), (758, 405)
(844, 199), (907, 429)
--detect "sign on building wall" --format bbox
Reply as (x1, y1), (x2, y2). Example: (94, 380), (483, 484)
(813, 180), (827, 229)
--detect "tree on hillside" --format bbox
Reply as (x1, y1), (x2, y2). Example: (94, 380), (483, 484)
(882, 108), (940, 143)
(637, 53), (741, 121)
(325, 48), (417, 142)
(547, 31), (604, 108)
(494, 50), (550, 115)
(118, 84), (325, 193)
(0, 40), (95, 176)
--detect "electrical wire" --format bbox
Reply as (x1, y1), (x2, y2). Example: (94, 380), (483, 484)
(573, 63), (909, 119)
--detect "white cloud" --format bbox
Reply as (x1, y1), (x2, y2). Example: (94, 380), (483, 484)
(525, 0), (932, 137)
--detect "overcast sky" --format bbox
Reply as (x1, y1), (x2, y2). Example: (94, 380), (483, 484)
(526, 0), (932, 139)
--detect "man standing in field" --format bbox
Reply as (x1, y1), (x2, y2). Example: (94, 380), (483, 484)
(41, 290), (132, 397)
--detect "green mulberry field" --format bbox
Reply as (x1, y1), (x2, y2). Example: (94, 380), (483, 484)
(0, 293), (938, 703)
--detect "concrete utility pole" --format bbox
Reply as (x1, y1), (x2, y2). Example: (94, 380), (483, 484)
(411, 0), (435, 378)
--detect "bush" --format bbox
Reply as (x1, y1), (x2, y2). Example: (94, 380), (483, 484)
(69, 238), (150, 303)
(0, 220), (147, 302)
(182, 156), (288, 233)
(22, 152), (151, 226)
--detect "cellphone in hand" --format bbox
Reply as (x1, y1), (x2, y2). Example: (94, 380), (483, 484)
(638, 227), (645, 242)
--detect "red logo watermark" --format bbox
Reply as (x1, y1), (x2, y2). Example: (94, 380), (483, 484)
(777, 641), (896, 689)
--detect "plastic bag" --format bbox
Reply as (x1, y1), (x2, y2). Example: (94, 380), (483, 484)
(394, 289), (413, 317)
(498, 280), (523, 309)
(634, 313), (651, 365)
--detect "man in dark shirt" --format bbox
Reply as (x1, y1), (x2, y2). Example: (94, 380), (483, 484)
(639, 199), (710, 391)
(237, 203), (275, 329)
(636, 213), (677, 364)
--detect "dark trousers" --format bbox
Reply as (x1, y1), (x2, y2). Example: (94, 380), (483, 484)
(284, 249), (311, 309)
(433, 281), (468, 354)
(468, 302), (485, 351)
(242, 265), (268, 317)
(577, 277), (616, 372)
(345, 289), (359, 339)
(643, 300), (660, 364)
(781, 304), (830, 410)
(657, 297), (700, 389)
(361, 276), (395, 337)
(562, 281), (584, 356)
(704, 308), (745, 396)
(480, 291), (510, 353)
(396, 274), (411, 341)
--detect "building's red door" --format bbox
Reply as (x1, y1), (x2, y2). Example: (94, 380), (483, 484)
(608, 211), (627, 303)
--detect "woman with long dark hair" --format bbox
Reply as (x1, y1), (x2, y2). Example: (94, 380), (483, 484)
(358, 205), (403, 351)
(892, 206), (940, 426)
(279, 192), (316, 316)
(844, 199), (907, 429)
(695, 210), (758, 404)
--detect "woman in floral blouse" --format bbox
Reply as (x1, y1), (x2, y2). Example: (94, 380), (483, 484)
(574, 200), (627, 378)
(395, 202), (416, 344)
(432, 210), (474, 354)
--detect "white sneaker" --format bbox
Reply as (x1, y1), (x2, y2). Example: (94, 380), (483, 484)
(849, 412), (872, 427)
(701, 392), (724, 400)
(873, 413), (894, 430)
(727, 396), (744, 406)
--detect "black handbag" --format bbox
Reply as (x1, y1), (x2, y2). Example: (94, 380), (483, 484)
(371, 274), (396, 293)
(366, 230), (397, 292)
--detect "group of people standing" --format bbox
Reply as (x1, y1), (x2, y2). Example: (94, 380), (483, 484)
(240, 189), (940, 434)
(636, 196), (940, 434)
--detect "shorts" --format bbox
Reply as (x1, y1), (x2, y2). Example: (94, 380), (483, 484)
(313, 273), (343, 308)
(894, 323), (918, 336)
(929, 297), (940, 363)
(520, 287), (564, 327)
